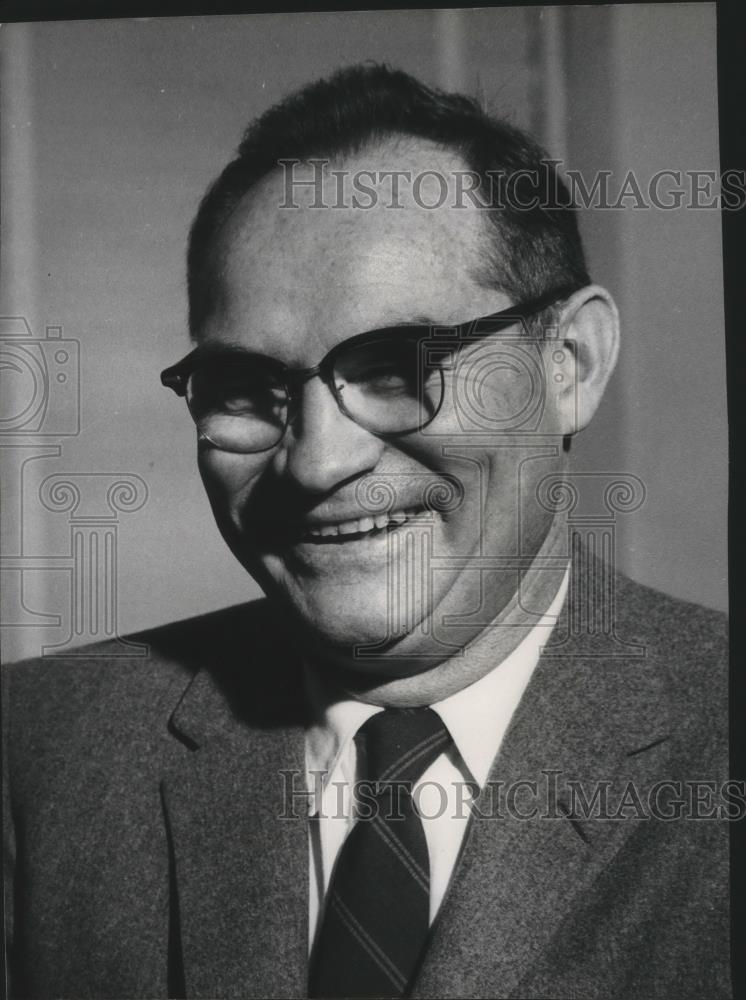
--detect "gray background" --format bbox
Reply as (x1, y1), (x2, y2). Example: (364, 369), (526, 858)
(0, 4), (726, 660)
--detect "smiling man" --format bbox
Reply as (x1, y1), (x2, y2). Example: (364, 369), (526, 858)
(3, 65), (731, 999)
(178, 135), (609, 692)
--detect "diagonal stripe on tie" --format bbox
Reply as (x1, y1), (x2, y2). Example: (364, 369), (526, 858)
(329, 892), (409, 993)
(371, 814), (430, 894)
(379, 729), (452, 783)
(309, 708), (453, 999)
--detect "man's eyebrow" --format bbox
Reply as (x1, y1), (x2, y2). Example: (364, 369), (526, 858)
(186, 314), (465, 366)
(407, 314), (440, 326)
(371, 313), (443, 329)
(190, 318), (446, 359)
(188, 341), (263, 361)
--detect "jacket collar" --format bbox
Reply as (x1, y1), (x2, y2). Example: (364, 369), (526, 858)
(167, 599), (310, 750)
(161, 600), (311, 998)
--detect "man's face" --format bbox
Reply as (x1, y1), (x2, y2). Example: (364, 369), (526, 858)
(197, 140), (567, 676)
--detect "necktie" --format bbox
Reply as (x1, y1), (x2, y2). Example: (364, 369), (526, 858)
(309, 707), (452, 999)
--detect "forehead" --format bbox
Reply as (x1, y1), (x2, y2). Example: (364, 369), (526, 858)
(206, 139), (497, 341)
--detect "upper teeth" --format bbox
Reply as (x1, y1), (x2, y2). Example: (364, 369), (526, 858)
(304, 508), (425, 539)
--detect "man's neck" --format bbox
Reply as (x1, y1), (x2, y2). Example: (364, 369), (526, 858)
(308, 513), (569, 708)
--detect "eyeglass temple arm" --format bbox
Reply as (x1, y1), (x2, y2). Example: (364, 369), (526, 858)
(461, 283), (579, 337)
(159, 282), (582, 391)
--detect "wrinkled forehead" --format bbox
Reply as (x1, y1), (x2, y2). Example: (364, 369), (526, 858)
(207, 138), (496, 329)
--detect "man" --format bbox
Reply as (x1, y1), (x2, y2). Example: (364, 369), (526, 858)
(3, 65), (731, 999)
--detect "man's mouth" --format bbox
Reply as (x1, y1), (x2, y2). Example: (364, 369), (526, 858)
(299, 508), (427, 542)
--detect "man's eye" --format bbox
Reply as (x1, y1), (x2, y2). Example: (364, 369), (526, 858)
(192, 364), (285, 417)
(221, 392), (258, 413)
(342, 363), (417, 396)
(361, 364), (411, 387)
(220, 383), (284, 412)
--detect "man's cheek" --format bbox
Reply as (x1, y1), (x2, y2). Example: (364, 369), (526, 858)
(198, 450), (266, 504)
(197, 456), (267, 547)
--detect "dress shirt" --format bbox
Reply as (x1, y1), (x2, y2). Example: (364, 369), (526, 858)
(305, 566), (569, 951)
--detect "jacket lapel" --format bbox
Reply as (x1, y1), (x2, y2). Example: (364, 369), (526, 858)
(411, 604), (670, 999)
(160, 614), (311, 999)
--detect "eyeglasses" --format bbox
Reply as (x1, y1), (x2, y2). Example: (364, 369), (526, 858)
(160, 284), (577, 454)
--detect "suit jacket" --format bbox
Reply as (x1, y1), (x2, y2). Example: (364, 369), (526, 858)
(3, 566), (731, 999)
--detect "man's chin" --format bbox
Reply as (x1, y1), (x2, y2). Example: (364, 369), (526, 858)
(250, 575), (440, 677)
(302, 625), (452, 688)
(240, 543), (471, 675)
(278, 591), (403, 657)
(246, 552), (397, 639)
(283, 599), (472, 694)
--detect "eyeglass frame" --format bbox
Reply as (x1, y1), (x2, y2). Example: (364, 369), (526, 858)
(160, 282), (580, 453)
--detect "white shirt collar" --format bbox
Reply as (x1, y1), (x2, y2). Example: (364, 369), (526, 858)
(431, 564), (569, 787)
(305, 680), (381, 794)
(305, 566), (569, 810)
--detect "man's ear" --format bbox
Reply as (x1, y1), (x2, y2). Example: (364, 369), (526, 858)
(548, 284), (620, 436)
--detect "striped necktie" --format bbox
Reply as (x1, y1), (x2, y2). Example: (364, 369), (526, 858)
(309, 707), (452, 998)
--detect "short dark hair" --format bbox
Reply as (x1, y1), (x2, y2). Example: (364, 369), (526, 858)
(187, 62), (590, 336)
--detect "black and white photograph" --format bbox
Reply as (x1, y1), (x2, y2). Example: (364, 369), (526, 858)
(0, 4), (737, 998)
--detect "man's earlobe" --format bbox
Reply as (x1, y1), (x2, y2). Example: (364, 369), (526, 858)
(551, 284), (620, 437)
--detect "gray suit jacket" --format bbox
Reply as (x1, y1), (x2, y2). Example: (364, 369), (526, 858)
(3, 568), (731, 999)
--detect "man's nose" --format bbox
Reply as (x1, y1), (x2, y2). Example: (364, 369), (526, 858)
(274, 377), (385, 492)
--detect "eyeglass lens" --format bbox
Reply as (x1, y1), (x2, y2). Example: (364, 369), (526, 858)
(186, 335), (442, 453)
(187, 359), (289, 452)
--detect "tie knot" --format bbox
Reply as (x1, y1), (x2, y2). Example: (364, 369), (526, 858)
(355, 707), (452, 786)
